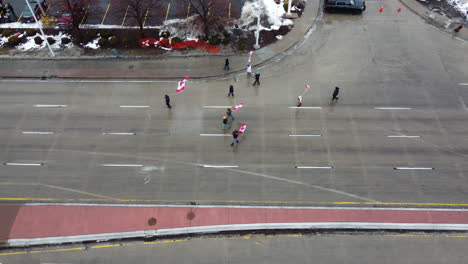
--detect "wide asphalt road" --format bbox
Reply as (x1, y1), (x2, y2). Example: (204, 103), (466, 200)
(0, 0), (468, 205)
(1, 233), (468, 263)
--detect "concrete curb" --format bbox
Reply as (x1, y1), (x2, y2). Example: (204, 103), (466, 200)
(5, 222), (468, 247)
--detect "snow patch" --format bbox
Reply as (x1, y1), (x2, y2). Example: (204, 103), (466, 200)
(84, 37), (99, 49)
(239, 0), (293, 32)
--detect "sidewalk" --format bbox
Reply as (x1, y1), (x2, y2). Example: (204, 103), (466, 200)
(1, 204), (468, 247)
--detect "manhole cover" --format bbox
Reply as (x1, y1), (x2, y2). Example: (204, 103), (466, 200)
(148, 217), (157, 226)
(186, 211), (196, 220)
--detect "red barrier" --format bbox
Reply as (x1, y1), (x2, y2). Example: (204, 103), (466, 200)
(139, 38), (220, 53)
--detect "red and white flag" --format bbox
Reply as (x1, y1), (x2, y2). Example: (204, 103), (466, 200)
(305, 85), (311, 91)
(238, 124), (248, 134)
(233, 103), (244, 110)
(248, 51), (254, 63)
(176, 77), (189, 93)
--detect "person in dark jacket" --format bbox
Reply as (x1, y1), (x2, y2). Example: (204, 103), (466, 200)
(165, 94), (171, 109)
(224, 58), (230, 70)
(231, 130), (239, 146)
(332, 87), (340, 101)
(222, 116), (229, 129)
(253, 72), (260, 86)
(227, 108), (234, 121)
(228, 85), (234, 97)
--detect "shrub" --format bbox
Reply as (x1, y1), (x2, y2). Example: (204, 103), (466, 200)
(160, 31), (170, 38)
(61, 37), (71, 45)
(208, 35), (220, 45)
(2, 29), (14, 37)
(7, 36), (21, 46)
(47, 37), (56, 45)
(25, 29), (37, 36)
(122, 38), (129, 47)
(223, 31), (230, 38)
(98, 37), (107, 47)
(72, 38), (81, 46)
(222, 37), (230, 45)
(237, 42), (247, 51)
(108, 36), (119, 46)
(99, 29), (112, 39)
(171, 37), (182, 43)
(34, 36), (43, 45)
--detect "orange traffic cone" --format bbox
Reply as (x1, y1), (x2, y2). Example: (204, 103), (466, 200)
(379, 6), (384, 12)
(397, 7), (402, 12)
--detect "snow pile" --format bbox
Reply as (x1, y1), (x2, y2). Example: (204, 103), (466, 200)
(159, 16), (201, 39)
(239, 0), (293, 31)
(84, 37), (99, 49)
(0, 21), (46, 29)
(448, 0), (468, 16)
(16, 31), (73, 51)
(0, 36), (8, 47)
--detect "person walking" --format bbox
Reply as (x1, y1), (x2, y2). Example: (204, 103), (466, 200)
(231, 130), (240, 146)
(246, 64), (253, 77)
(164, 94), (171, 109)
(297, 95), (303, 107)
(332, 87), (340, 101)
(253, 72), (261, 86)
(224, 58), (230, 71)
(228, 84), (234, 97)
(222, 116), (229, 129)
(227, 108), (234, 121)
(453, 25), (463, 35)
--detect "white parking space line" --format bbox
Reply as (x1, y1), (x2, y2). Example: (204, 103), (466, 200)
(200, 134), (231, 136)
(4, 163), (45, 166)
(386, 135), (421, 138)
(34, 104), (68, 108)
(295, 166), (333, 169)
(203, 106), (231, 109)
(99, 164), (143, 167)
(102, 132), (136, 135)
(394, 167), (435, 170)
(201, 165), (239, 168)
(119, 105), (150, 108)
(21, 131), (55, 135)
(288, 106), (322, 109)
(374, 107), (412, 110)
(289, 134), (322, 137)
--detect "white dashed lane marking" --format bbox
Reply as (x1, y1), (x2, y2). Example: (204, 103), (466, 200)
(288, 106), (322, 109)
(102, 132), (136, 135)
(119, 105), (149, 108)
(374, 107), (412, 110)
(289, 134), (322, 137)
(200, 134), (231, 136)
(295, 166), (333, 169)
(201, 165), (239, 168)
(21, 131), (55, 135)
(394, 167), (435, 170)
(99, 164), (143, 167)
(34, 104), (68, 108)
(4, 163), (45, 166)
(386, 135), (421, 138)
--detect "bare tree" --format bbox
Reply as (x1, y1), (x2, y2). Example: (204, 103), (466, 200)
(177, 0), (224, 36)
(59, 0), (89, 32)
(122, 0), (159, 37)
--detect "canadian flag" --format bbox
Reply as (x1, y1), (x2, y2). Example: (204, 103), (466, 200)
(305, 85), (311, 91)
(176, 77), (189, 93)
(248, 51), (254, 63)
(233, 103), (244, 110)
(238, 124), (248, 134)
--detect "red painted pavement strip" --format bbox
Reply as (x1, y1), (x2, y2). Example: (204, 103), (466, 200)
(1, 205), (468, 239)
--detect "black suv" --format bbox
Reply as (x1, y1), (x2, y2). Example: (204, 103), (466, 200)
(324, 0), (366, 14)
